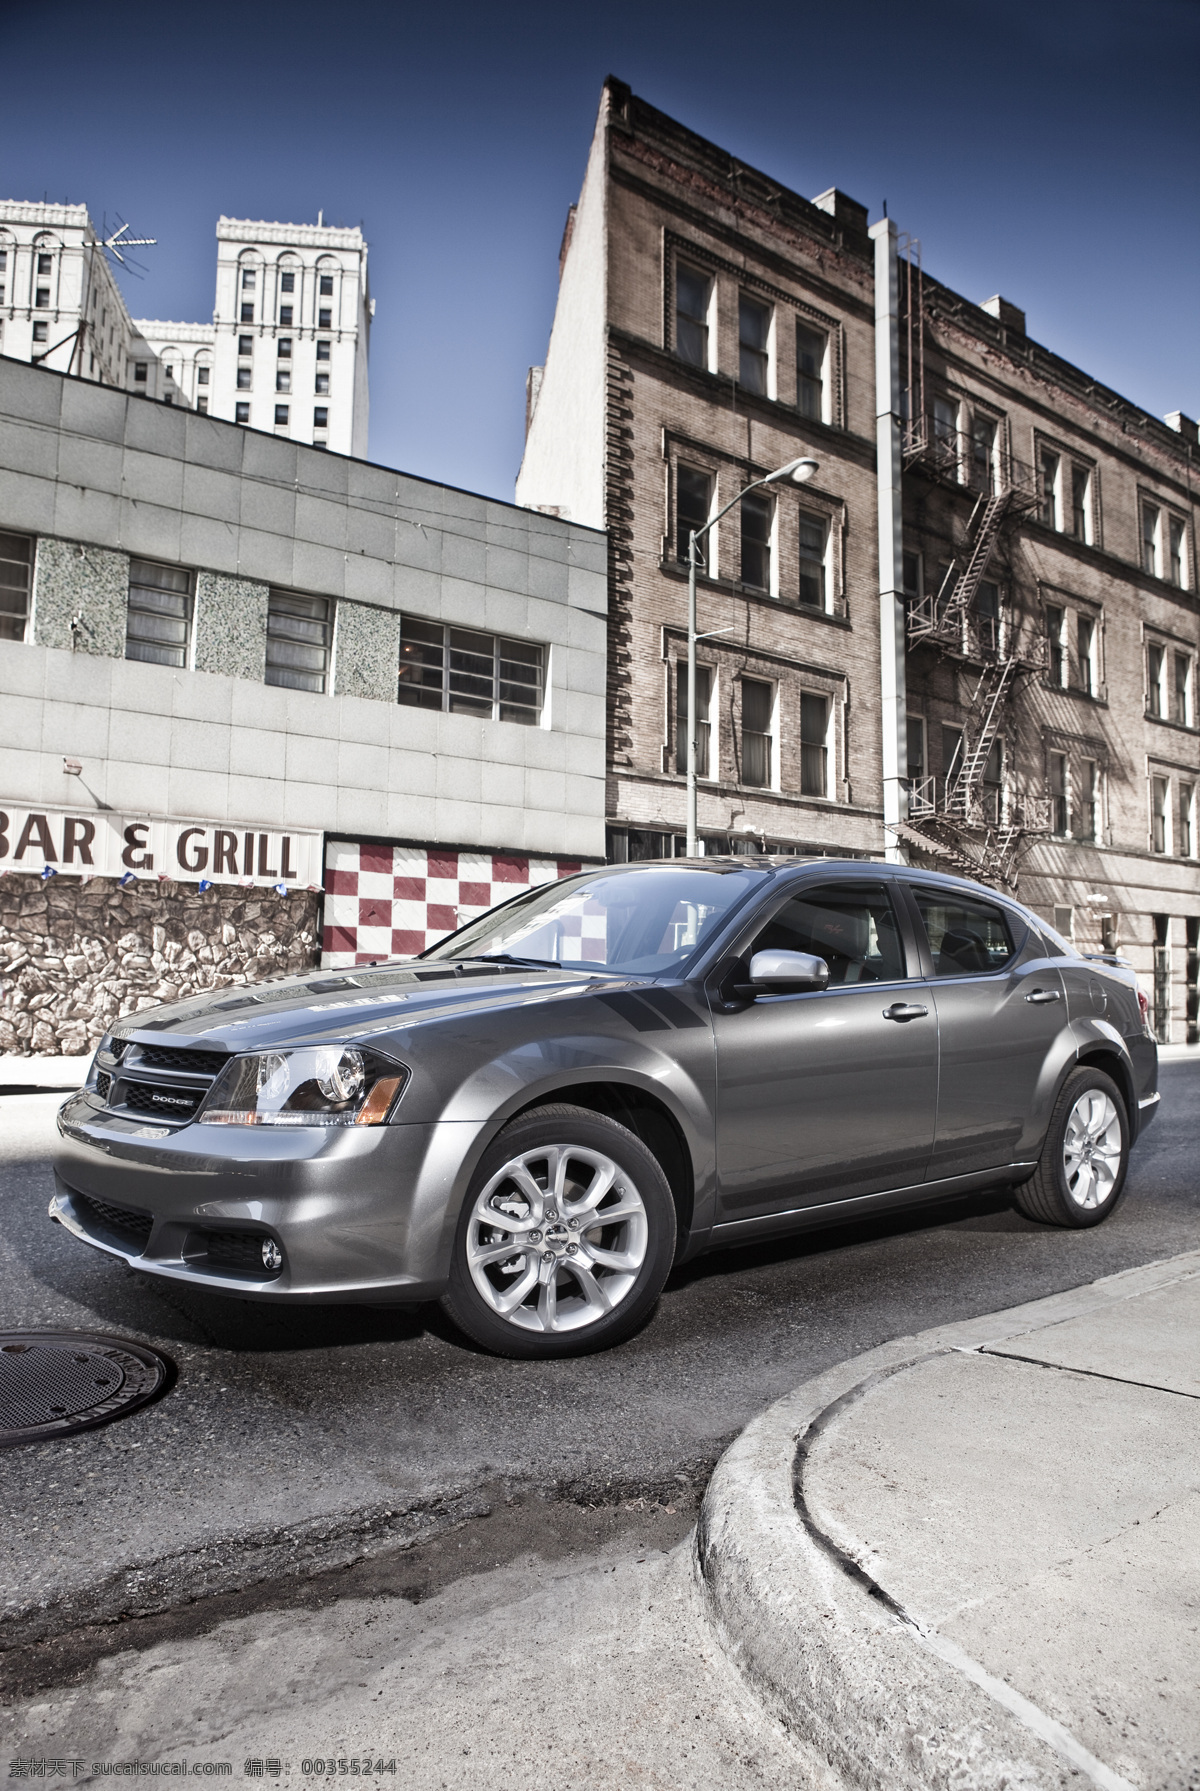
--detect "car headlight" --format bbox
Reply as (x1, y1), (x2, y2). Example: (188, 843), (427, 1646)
(196, 1047), (407, 1127)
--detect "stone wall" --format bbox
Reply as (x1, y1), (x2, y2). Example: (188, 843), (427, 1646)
(0, 875), (321, 1056)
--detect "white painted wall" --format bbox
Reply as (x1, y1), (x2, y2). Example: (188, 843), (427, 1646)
(514, 98), (609, 531)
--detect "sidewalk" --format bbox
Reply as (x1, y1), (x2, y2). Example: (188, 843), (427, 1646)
(0, 1053), (88, 1092)
(701, 1250), (1200, 1791)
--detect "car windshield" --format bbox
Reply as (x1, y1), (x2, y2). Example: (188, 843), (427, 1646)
(421, 864), (765, 977)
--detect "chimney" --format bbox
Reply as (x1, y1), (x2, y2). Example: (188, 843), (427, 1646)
(811, 189), (870, 244)
(981, 295), (1026, 337)
(1164, 411), (1199, 443)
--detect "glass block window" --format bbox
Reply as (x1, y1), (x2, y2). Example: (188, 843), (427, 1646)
(397, 618), (544, 725)
(266, 590), (332, 693)
(0, 530), (33, 643)
(126, 559), (192, 668)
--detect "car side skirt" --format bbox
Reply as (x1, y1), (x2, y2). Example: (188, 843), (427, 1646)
(708, 1164), (1038, 1247)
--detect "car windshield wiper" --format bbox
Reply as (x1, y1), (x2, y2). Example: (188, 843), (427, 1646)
(454, 953), (563, 969)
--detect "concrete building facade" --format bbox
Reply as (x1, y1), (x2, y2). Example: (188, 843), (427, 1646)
(0, 359), (606, 1053)
(518, 79), (1200, 1041)
(0, 204), (370, 457)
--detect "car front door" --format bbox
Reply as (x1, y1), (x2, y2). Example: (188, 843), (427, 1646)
(710, 876), (939, 1222)
(901, 881), (1068, 1180)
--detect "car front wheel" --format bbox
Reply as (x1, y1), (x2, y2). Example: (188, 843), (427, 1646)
(441, 1104), (677, 1359)
(1014, 1066), (1130, 1228)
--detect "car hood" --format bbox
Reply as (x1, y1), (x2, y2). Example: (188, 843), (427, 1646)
(107, 961), (626, 1057)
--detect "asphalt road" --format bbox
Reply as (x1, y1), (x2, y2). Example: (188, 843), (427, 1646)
(3, 1061), (1199, 1657)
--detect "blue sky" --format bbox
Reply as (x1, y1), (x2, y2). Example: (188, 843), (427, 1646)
(4, 0), (1197, 500)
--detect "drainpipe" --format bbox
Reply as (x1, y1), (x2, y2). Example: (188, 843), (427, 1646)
(869, 216), (907, 861)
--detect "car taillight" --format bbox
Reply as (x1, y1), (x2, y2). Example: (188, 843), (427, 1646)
(1137, 989), (1151, 1029)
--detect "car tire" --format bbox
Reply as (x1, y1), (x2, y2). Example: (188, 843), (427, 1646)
(1014, 1066), (1130, 1228)
(441, 1104), (678, 1359)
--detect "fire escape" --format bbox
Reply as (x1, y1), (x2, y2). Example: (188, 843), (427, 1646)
(892, 243), (1050, 890)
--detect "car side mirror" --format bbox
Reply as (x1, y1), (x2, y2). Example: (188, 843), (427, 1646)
(741, 949), (830, 996)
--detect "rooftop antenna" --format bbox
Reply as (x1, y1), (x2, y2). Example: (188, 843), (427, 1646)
(97, 215), (157, 278)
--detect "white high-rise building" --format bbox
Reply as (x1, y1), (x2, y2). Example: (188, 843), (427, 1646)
(0, 203), (371, 457)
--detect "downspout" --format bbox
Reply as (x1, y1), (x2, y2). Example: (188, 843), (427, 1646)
(869, 217), (907, 861)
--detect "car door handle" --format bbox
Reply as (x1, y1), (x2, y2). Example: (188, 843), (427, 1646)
(1024, 989), (1062, 1004)
(883, 1002), (929, 1021)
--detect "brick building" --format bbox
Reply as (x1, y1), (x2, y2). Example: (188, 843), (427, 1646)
(517, 78), (1200, 1042)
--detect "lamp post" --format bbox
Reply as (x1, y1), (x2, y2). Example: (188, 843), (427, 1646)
(686, 456), (820, 856)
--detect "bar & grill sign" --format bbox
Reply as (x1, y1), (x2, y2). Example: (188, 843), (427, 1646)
(0, 804), (322, 889)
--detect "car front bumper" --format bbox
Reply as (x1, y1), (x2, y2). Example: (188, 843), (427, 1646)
(51, 1088), (487, 1303)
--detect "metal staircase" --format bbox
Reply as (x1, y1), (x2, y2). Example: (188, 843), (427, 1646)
(908, 488), (1012, 651)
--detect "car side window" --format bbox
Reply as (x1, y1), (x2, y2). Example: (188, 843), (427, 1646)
(748, 882), (908, 986)
(912, 887), (1015, 976)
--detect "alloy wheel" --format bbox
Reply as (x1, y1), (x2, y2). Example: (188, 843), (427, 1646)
(1062, 1089), (1123, 1209)
(465, 1144), (649, 1334)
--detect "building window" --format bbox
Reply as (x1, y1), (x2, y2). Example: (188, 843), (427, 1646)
(37, 253), (52, 275)
(1071, 467), (1091, 543)
(797, 513), (827, 608)
(134, 363), (148, 383)
(266, 590), (332, 692)
(675, 465), (713, 565)
(314, 407), (328, 429)
(35, 287), (50, 309)
(902, 551), (922, 605)
(1076, 614), (1097, 696)
(1076, 758), (1099, 841)
(674, 263), (711, 368)
(238, 334), (253, 357)
(278, 338), (292, 360)
(1169, 516), (1187, 588)
(932, 396), (957, 463)
(125, 559), (192, 669)
(1147, 642), (1166, 716)
(318, 307), (332, 329)
(970, 414), (996, 492)
(1039, 450), (1060, 528)
(975, 579), (1000, 654)
(1151, 775), (1170, 854)
(1049, 752), (1068, 836)
(197, 366), (210, 385)
(242, 269), (256, 290)
(235, 402), (250, 423)
(1173, 652), (1193, 726)
(240, 303), (254, 323)
(276, 369), (291, 392)
(397, 618), (544, 724)
(0, 530), (33, 644)
(274, 404), (289, 425)
(319, 274), (334, 296)
(1141, 503), (1160, 576)
(279, 305), (293, 326)
(280, 271), (295, 293)
(982, 739), (1003, 824)
(740, 678), (774, 787)
(1054, 906), (1074, 940)
(942, 726), (964, 796)
(675, 662), (713, 777)
(1046, 604), (1067, 686)
(197, 396), (208, 414)
(738, 294), (770, 396)
(31, 321), (47, 343)
(740, 491), (772, 591)
(795, 322), (825, 421)
(799, 691), (828, 797)
(315, 372), (330, 394)
(236, 366), (252, 389)
(1179, 782), (1195, 858)
(906, 715), (926, 785)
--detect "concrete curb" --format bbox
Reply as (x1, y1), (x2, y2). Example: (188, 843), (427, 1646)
(696, 1250), (1200, 1791)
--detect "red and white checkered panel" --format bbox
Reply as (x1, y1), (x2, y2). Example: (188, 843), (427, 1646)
(321, 842), (584, 967)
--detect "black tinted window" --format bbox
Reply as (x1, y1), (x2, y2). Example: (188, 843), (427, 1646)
(914, 887), (1014, 975)
(749, 882), (907, 986)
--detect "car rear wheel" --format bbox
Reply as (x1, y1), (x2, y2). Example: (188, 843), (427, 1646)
(441, 1104), (677, 1359)
(1014, 1066), (1129, 1228)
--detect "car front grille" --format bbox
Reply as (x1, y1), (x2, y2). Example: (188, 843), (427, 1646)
(96, 1041), (231, 1127)
(76, 1193), (153, 1249)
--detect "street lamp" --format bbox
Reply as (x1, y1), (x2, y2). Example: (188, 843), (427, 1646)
(685, 456), (820, 855)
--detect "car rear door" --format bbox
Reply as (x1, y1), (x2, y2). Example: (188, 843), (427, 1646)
(710, 875), (938, 1221)
(899, 881), (1067, 1180)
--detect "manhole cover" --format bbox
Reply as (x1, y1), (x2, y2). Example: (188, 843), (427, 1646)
(0, 1332), (174, 1447)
